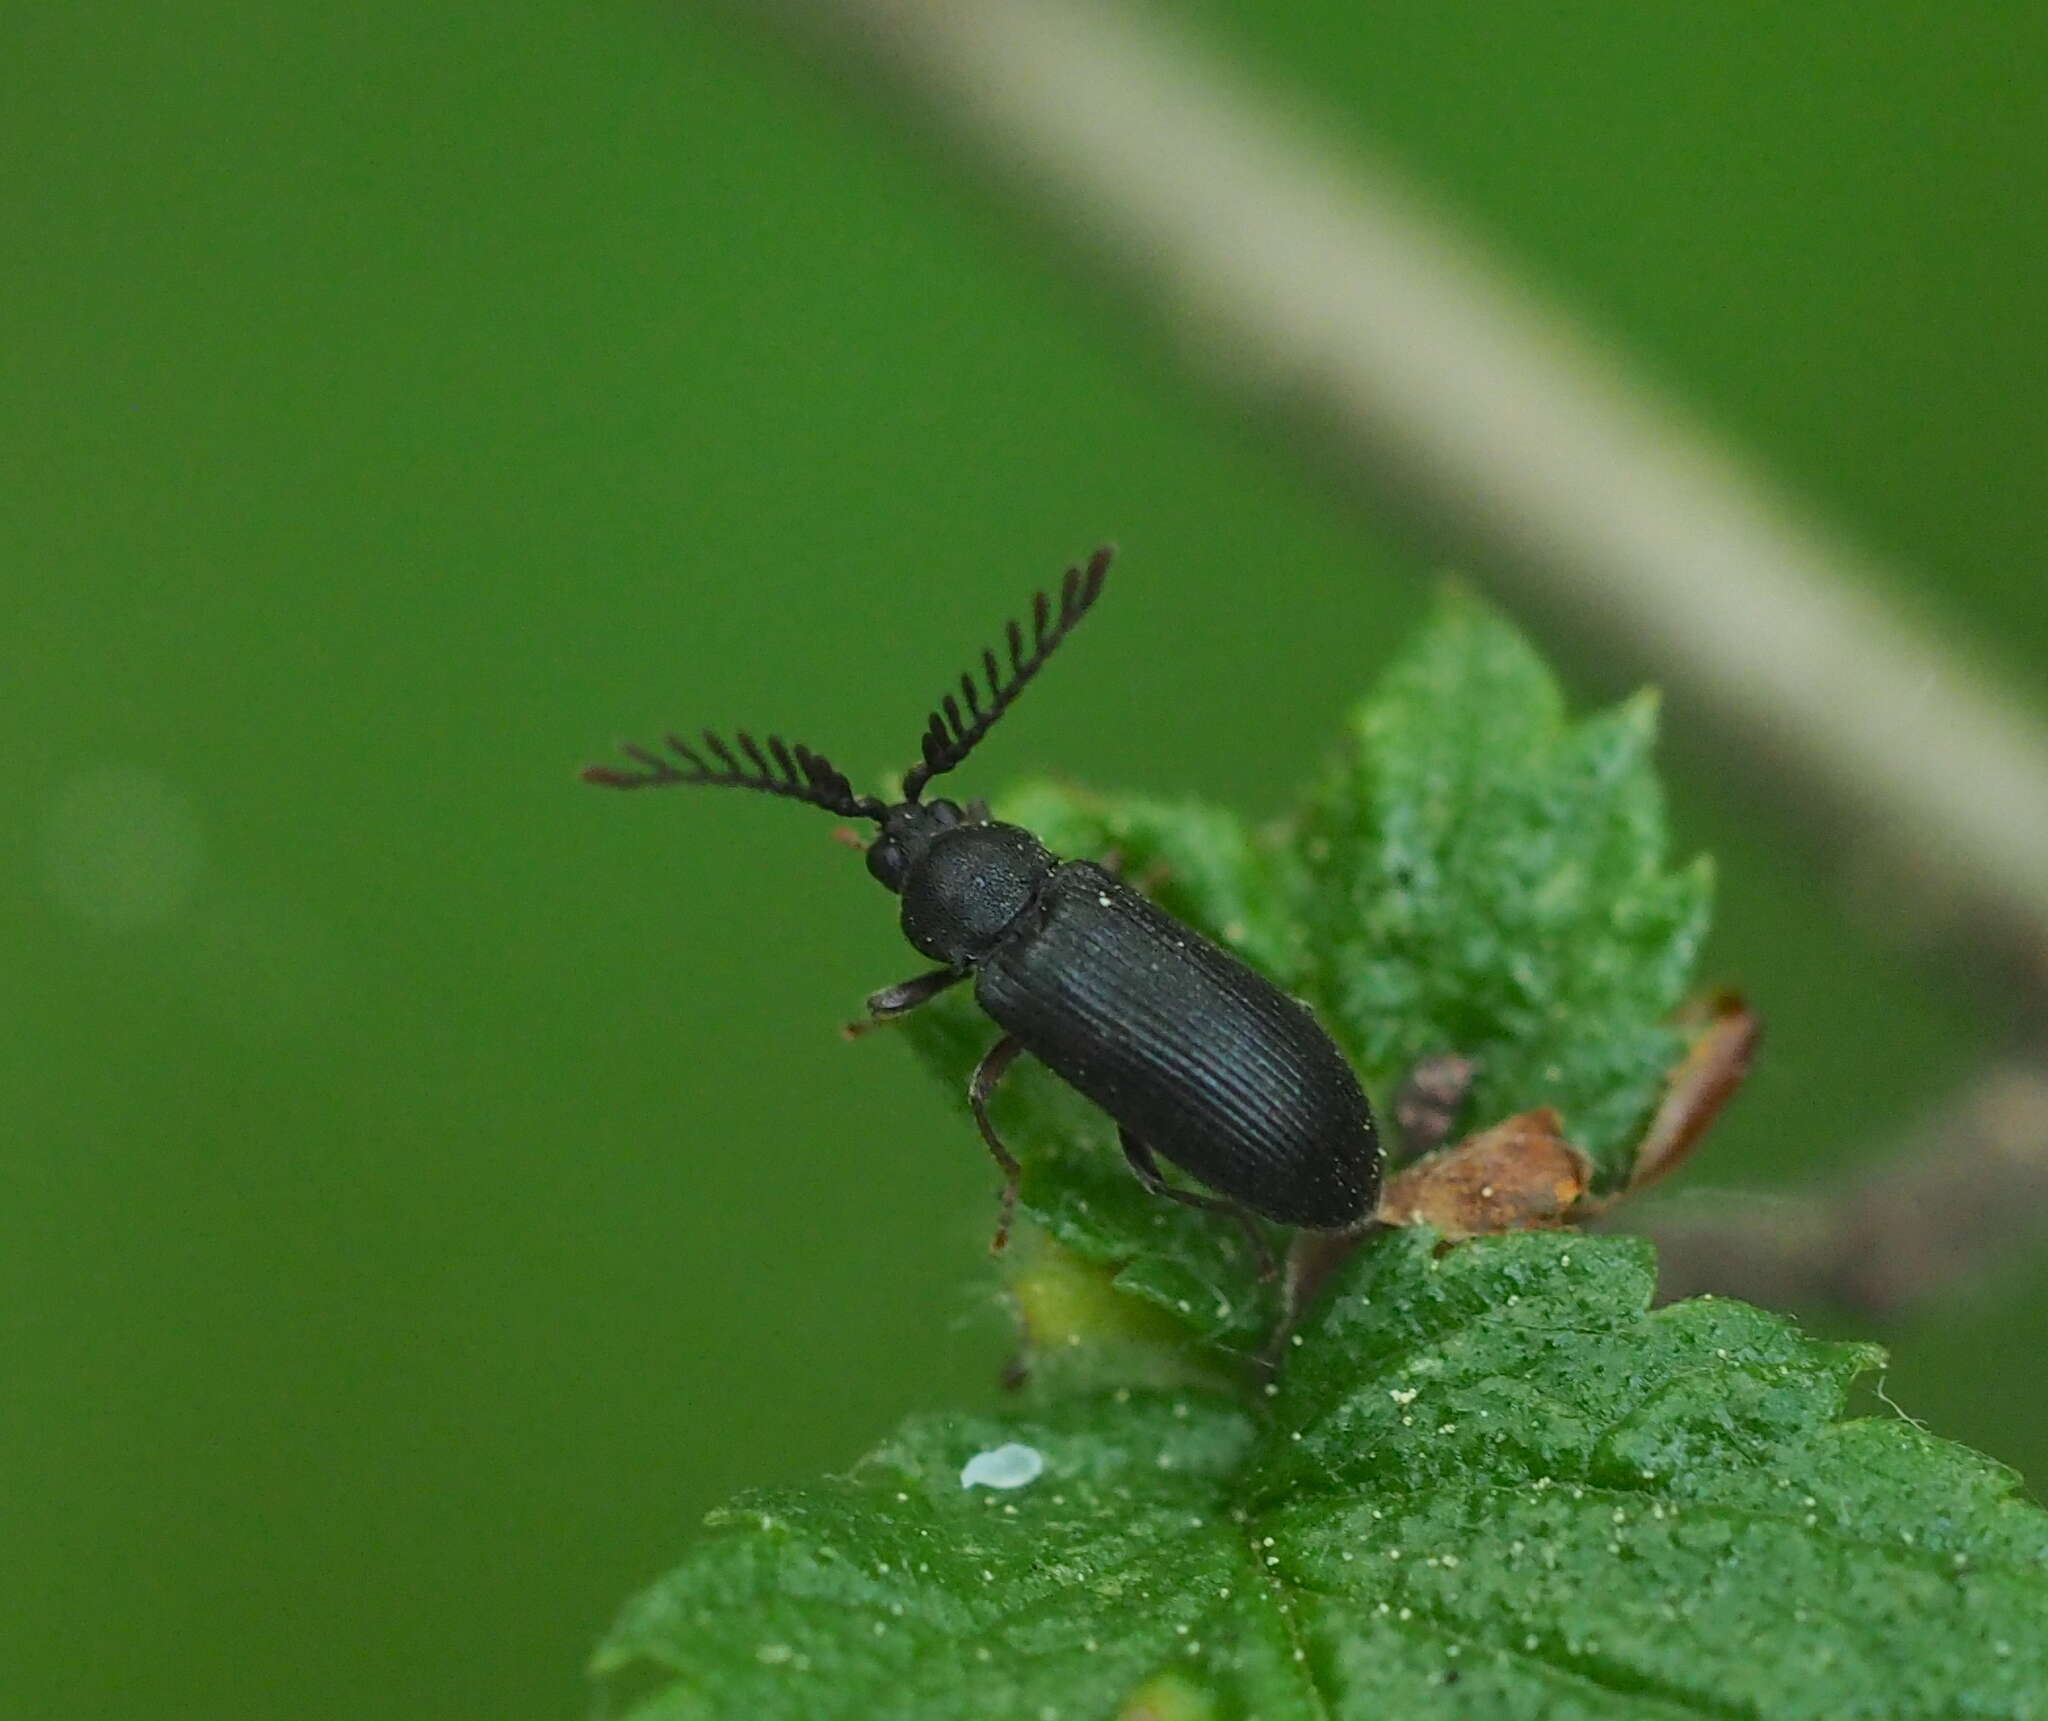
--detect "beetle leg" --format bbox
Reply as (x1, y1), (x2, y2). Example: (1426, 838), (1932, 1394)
(841, 967), (966, 1040)
(1118, 1128), (1277, 1281)
(1266, 1223), (1378, 1366)
(969, 1035), (1028, 1252)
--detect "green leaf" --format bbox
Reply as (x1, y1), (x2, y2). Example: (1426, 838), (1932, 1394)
(1292, 591), (1710, 1182)
(596, 1232), (2048, 1718)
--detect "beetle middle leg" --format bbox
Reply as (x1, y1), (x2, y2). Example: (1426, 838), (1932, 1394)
(1118, 1127), (1276, 1280)
(841, 967), (965, 1040)
(968, 1034), (1028, 1252)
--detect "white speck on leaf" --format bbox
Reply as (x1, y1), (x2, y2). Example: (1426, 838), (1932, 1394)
(960, 1443), (1045, 1491)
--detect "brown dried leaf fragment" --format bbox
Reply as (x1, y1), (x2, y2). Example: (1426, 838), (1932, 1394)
(1629, 989), (1760, 1195)
(1376, 1108), (1592, 1238)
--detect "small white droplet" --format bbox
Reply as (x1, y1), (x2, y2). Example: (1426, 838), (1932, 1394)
(960, 1443), (1045, 1491)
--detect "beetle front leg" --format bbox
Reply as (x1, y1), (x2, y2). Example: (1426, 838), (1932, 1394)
(968, 1034), (1027, 1252)
(1118, 1127), (1277, 1281)
(841, 967), (965, 1040)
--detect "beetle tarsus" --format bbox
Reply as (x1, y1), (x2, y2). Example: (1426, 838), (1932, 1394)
(846, 967), (966, 1038)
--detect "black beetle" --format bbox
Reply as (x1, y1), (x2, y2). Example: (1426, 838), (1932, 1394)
(584, 547), (1381, 1265)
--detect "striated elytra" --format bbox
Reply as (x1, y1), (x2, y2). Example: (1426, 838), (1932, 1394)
(583, 547), (1381, 1266)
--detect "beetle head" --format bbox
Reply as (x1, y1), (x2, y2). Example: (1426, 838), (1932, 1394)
(863, 797), (968, 892)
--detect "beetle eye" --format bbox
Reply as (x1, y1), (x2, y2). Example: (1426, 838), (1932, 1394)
(865, 839), (908, 891)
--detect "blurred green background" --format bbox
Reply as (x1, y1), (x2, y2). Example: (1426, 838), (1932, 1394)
(5, 2), (2043, 1715)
